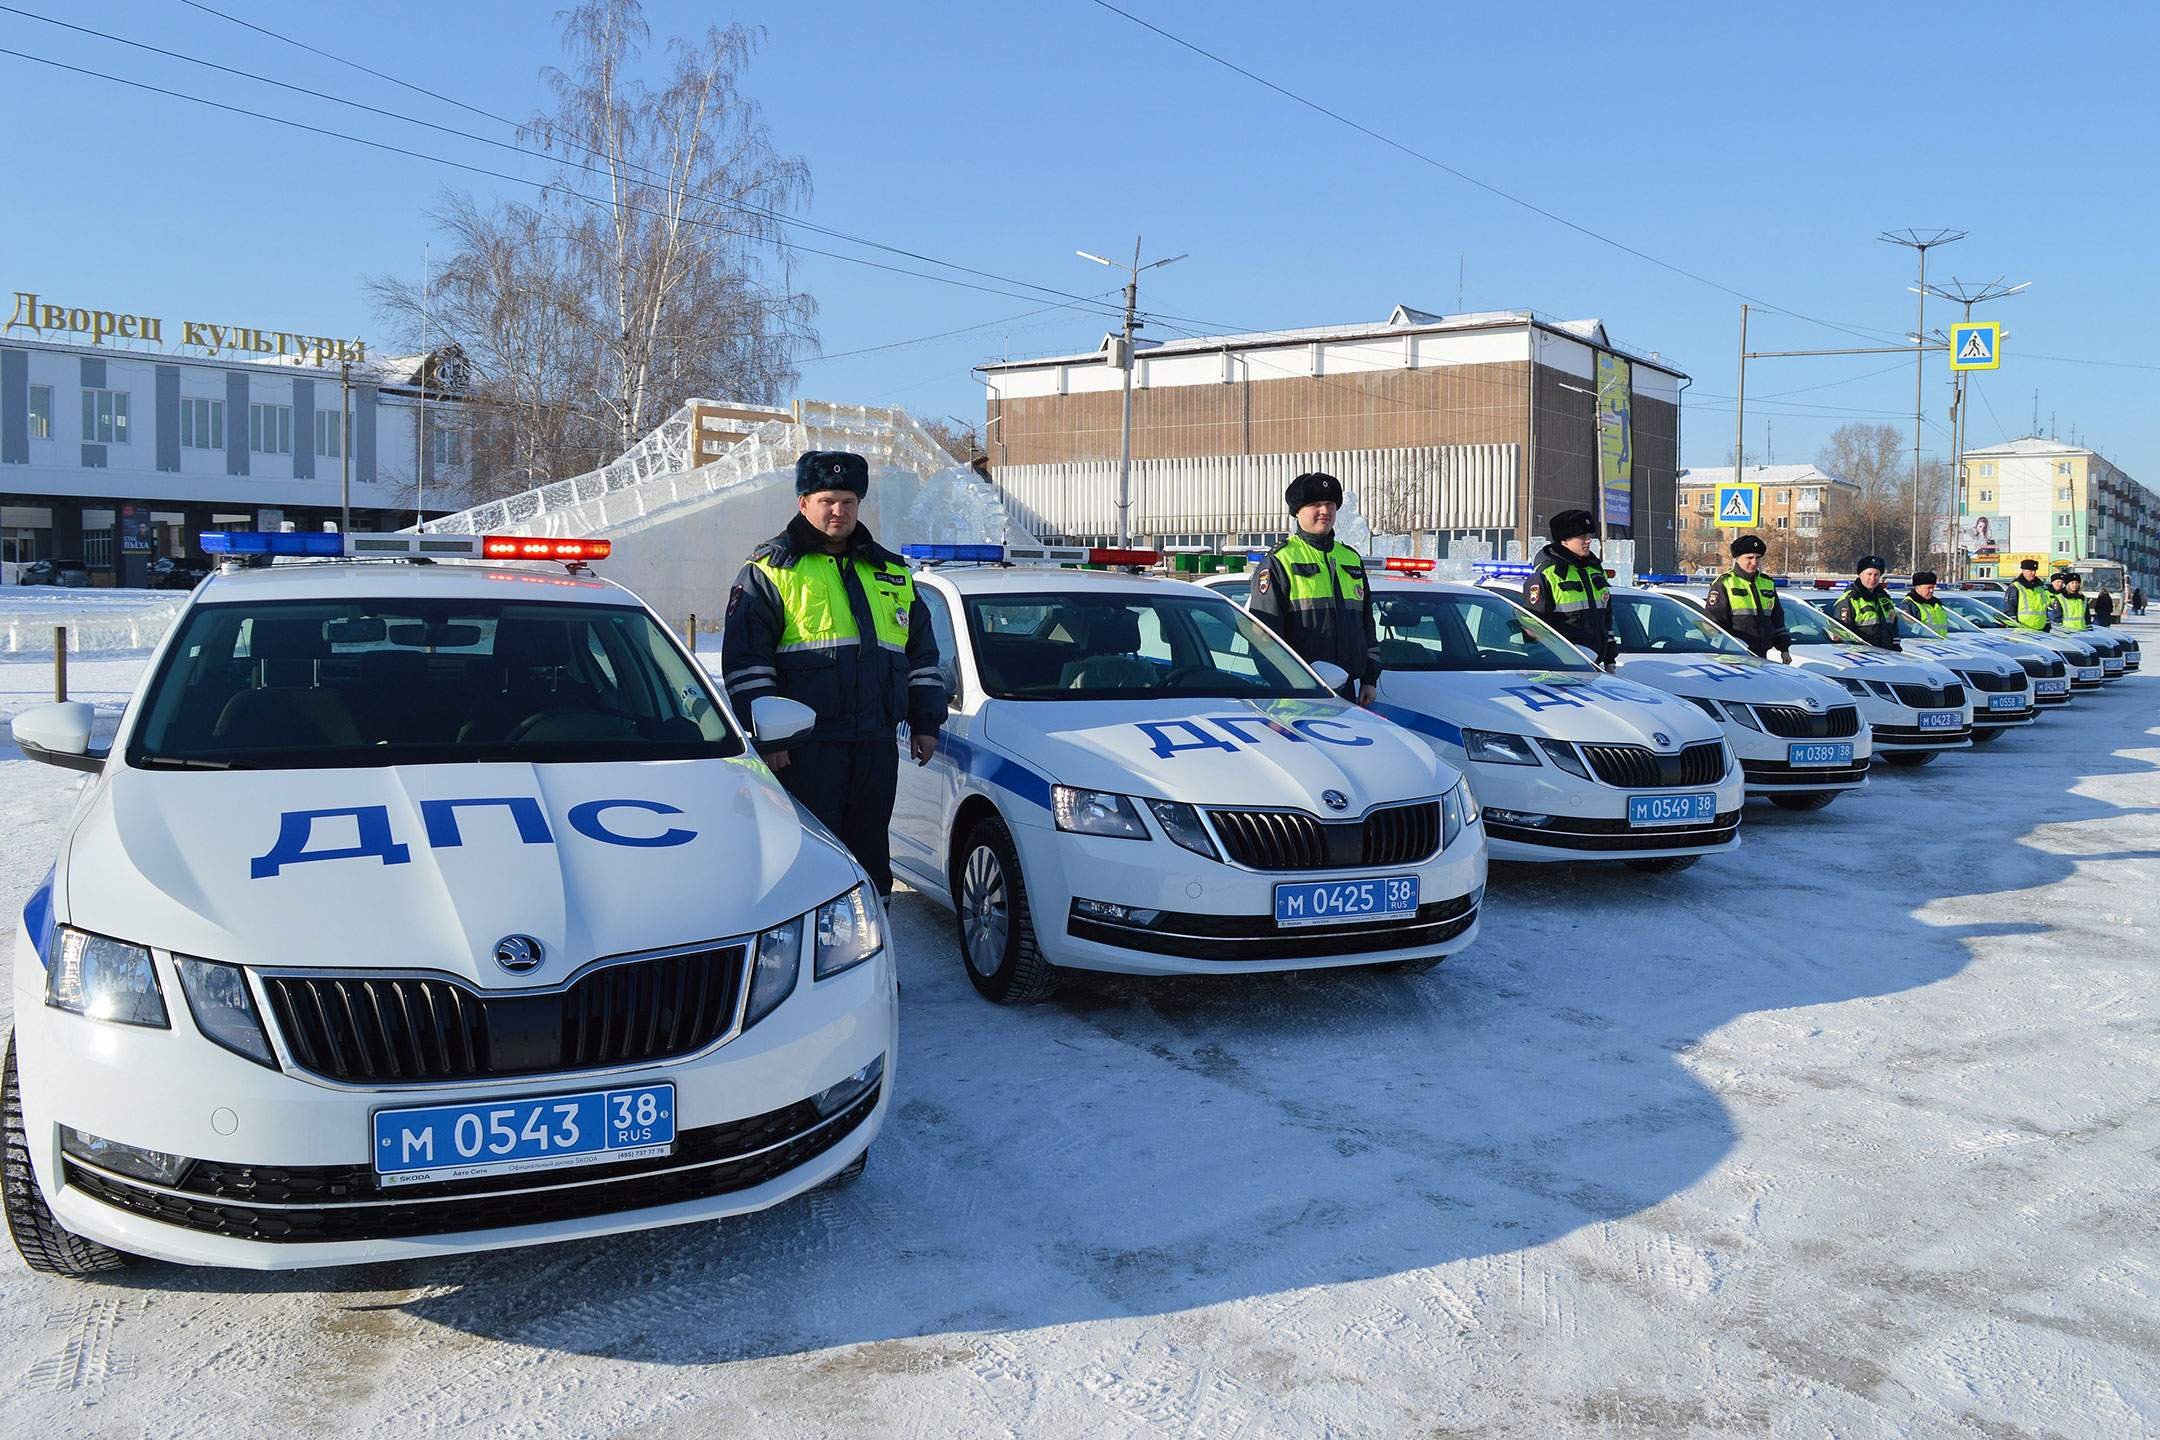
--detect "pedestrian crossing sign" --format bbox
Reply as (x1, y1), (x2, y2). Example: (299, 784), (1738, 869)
(1950, 321), (2001, 371)
(1715, 483), (1760, 528)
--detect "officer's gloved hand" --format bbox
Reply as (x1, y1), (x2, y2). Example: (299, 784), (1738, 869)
(1597, 637), (1621, 667)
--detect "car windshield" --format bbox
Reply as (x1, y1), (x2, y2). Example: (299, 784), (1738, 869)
(1372, 587), (1594, 672)
(963, 590), (1328, 700)
(1610, 593), (1753, 656)
(129, 597), (741, 770)
(1921, 604), (1985, 634)
(1781, 598), (1870, 646)
(1940, 595), (2011, 628)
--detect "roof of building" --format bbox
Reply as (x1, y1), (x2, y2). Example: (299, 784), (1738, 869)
(1961, 435), (2091, 459)
(1678, 464), (1857, 490)
(980, 307), (1685, 380)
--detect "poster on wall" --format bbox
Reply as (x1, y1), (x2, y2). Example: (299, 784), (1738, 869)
(1962, 513), (2009, 557)
(1596, 353), (1633, 530)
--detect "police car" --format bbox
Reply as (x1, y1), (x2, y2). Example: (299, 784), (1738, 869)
(6, 531), (893, 1275)
(1933, 592), (2106, 692)
(887, 544), (1487, 1002)
(1787, 594), (2034, 742)
(1894, 595), (2076, 708)
(1356, 563), (1744, 870)
(1656, 588), (1975, 766)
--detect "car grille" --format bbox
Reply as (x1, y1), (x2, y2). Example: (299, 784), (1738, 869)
(1576, 741), (1727, 789)
(1893, 681), (1966, 708)
(1750, 704), (1861, 739)
(2017, 656), (2066, 680)
(1873, 723), (1971, 745)
(260, 944), (750, 1085)
(1206, 800), (1440, 871)
(1067, 894), (1479, 962)
(62, 1084), (878, 1244)
(1482, 809), (1740, 852)
(1740, 759), (1870, 787)
(1958, 669), (2022, 693)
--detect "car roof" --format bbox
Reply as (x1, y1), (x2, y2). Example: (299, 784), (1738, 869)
(189, 559), (637, 607)
(918, 565), (1232, 598)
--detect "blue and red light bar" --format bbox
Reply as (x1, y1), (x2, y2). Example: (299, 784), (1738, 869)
(199, 531), (610, 562)
(901, 543), (1165, 568)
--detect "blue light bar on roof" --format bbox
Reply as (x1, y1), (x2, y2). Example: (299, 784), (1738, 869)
(901, 543), (1004, 564)
(1636, 573), (1687, 584)
(1472, 561), (1536, 578)
(200, 530), (344, 557)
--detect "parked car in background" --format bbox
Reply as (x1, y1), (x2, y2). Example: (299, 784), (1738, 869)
(147, 557), (215, 591)
(17, 558), (90, 588)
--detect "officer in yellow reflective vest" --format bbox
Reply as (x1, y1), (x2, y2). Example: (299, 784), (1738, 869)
(721, 450), (946, 897)
(1248, 472), (1379, 703)
(2006, 557), (2052, 630)
(1832, 555), (1902, 650)
(1704, 533), (1793, 659)
(1524, 509), (1619, 664)
(2051, 572), (2092, 631)
(1903, 571), (1952, 633)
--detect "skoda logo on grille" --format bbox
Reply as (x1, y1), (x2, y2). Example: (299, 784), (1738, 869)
(1651, 732), (1671, 748)
(1321, 789), (1350, 812)
(1805, 696), (1821, 710)
(493, 934), (545, 974)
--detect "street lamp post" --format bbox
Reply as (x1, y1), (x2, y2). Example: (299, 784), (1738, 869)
(1916, 277), (2029, 581)
(1879, 229), (1965, 568)
(1079, 238), (1186, 547)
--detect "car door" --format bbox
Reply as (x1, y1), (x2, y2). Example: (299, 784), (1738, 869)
(890, 583), (964, 899)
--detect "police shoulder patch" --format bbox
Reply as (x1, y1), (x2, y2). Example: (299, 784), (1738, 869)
(1255, 569), (1271, 594)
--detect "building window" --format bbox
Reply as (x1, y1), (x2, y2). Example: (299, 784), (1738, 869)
(428, 425), (464, 466)
(2057, 485), (2072, 501)
(179, 397), (224, 450)
(249, 403), (293, 456)
(313, 409), (342, 458)
(1776, 490), (1789, 503)
(28, 385), (52, 440)
(81, 388), (129, 444)
(1979, 463), (1994, 477)
(2056, 513), (2071, 528)
(1978, 489), (1992, 503)
(2056, 540), (2071, 553)
(1774, 516), (1788, 529)
(1802, 487), (1821, 502)
(2057, 462), (2072, 475)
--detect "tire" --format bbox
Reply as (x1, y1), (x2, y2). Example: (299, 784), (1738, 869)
(3, 1034), (130, 1278)
(1969, 727), (2004, 745)
(1625, 854), (1700, 874)
(1768, 791), (1838, 812)
(1884, 750), (1939, 768)
(953, 816), (1056, 1004)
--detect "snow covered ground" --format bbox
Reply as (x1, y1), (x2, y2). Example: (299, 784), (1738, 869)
(3, 632), (2157, 1438)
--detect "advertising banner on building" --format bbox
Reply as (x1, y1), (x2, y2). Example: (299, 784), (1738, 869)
(1960, 513), (2010, 557)
(1596, 353), (1632, 530)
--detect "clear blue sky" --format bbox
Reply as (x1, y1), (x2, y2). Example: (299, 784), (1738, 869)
(4, 0), (2157, 478)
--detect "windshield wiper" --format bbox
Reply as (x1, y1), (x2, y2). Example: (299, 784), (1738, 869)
(134, 755), (250, 771)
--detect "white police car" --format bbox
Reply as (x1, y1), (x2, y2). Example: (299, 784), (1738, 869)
(1934, 592), (2104, 692)
(6, 531), (893, 1275)
(1661, 589), (1974, 766)
(887, 544), (1487, 1003)
(1362, 565), (1744, 870)
(1788, 594), (2034, 743)
(1898, 596), (2074, 708)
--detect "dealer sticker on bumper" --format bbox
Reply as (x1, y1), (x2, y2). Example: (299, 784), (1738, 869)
(1788, 742), (1853, 767)
(1918, 710), (1963, 730)
(1628, 792), (1717, 827)
(373, 1082), (675, 1187)
(1273, 875), (1418, 928)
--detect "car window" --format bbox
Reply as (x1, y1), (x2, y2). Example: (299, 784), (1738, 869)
(1207, 579), (1252, 606)
(917, 587), (961, 702)
(130, 598), (741, 770)
(1372, 589), (1593, 672)
(1780, 598), (1867, 645)
(1611, 595), (1752, 655)
(963, 590), (1324, 699)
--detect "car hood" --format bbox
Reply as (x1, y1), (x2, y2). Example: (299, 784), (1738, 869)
(1788, 643), (1963, 686)
(62, 757), (851, 985)
(1900, 639), (2026, 676)
(1373, 668), (1727, 748)
(1609, 653), (1854, 707)
(979, 695), (1460, 810)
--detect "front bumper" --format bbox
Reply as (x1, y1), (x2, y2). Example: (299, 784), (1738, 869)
(1722, 723), (1871, 794)
(1465, 757), (1746, 863)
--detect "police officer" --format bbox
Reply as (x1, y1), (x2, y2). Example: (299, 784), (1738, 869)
(2051, 571), (2092, 631)
(721, 450), (946, 899)
(1903, 571), (1951, 633)
(2006, 557), (2051, 630)
(1833, 555), (1902, 649)
(1248, 471), (1379, 703)
(1524, 508), (1618, 664)
(1705, 533), (1793, 659)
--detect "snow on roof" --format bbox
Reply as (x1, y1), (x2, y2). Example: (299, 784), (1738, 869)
(1960, 435), (2088, 458)
(1678, 464), (1856, 489)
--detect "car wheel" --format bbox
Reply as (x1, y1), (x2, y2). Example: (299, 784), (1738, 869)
(3, 1034), (131, 1278)
(1624, 854), (1700, 874)
(954, 816), (1056, 1004)
(1969, 727), (2004, 745)
(1884, 751), (1939, 767)
(1768, 791), (1838, 812)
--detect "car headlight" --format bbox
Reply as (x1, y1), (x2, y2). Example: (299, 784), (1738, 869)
(175, 958), (275, 1067)
(744, 917), (802, 1028)
(1053, 786), (1149, 839)
(1441, 777), (1480, 849)
(1722, 701), (1763, 731)
(1452, 776), (1481, 827)
(1836, 677), (1870, 697)
(1463, 728), (1541, 766)
(1145, 798), (1218, 860)
(1682, 694), (1722, 720)
(814, 884), (884, 980)
(1533, 737), (1591, 779)
(1867, 681), (1898, 700)
(48, 927), (168, 1028)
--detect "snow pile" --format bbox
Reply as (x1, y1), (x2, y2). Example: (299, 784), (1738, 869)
(0, 590), (184, 655)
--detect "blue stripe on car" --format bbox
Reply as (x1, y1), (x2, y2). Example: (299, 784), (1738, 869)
(935, 732), (1053, 810)
(22, 867), (55, 971)
(1373, 702), (1464, 747)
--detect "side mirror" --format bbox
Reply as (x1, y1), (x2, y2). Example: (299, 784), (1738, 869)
(13, 701), (106, 773)
(749, 695), (816, 752)
(1311, 661), (1350, 691)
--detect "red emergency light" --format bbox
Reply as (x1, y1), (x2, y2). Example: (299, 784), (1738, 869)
(1384, 557), (1436, 573)
(481, 536), (613, 561)
(1088, 548), (1160, 567)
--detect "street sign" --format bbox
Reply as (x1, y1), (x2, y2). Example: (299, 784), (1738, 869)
(1715, 483), (1760, 528)
(1950, 321), (2001, 371)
